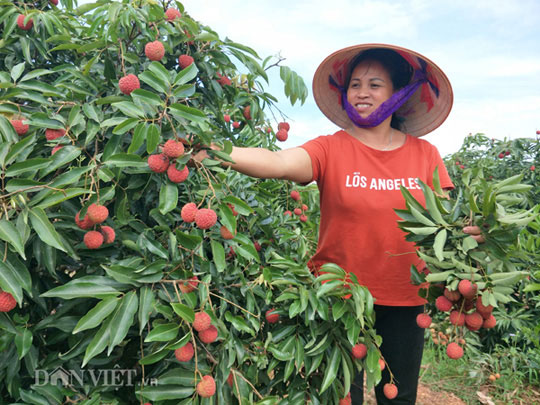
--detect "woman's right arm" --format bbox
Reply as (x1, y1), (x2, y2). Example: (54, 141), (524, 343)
(213, 146), (313, 184)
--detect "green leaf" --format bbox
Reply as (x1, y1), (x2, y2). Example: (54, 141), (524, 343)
(0, 219), (26, 259)
(174, 63), (199, 86)
(82, 318), (111, 367)
(144, 323), (179, 342)
(15, 328), (32, 359)
(0, 116), (19, 142)
(159, 182), (178, 215)
(433, 229), (447, 261)
(104, 153), (147, 168)
(113, 101), (145, 118)
(28, 208), (67, 252)
(171, 303), (195, 323)
(128, 123), (146, 154)
(73, 297), (119, 334)
(139, 286), (155, 333)
(169, 103), (207, 123)
(5, 158), (50, 177)
(11, 62), (26, 82)
(146, 123), (160, 154)
(0, 260), (23, 304)
(137, 386), (194, 401)
(131, 89), (164, 107)
(107, 291), (138, 355)
(139, 70), (169, 93)
(320, 345), (341, 393)
(211, 240), (226, 272)
(41, 279), (121, 300)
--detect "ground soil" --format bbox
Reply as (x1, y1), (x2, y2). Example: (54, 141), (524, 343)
(364, 382), (466, 404)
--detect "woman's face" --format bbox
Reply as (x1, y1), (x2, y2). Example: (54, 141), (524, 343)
(346, 60), (394, 118)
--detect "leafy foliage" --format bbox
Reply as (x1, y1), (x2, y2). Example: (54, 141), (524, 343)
(0, 1), (378, 404)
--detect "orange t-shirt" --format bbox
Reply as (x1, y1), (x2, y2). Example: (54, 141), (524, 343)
(300, 130), (454, 306)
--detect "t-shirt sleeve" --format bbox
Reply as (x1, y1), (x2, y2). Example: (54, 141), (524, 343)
(429, 145), (454, 190)
(299, 135), (330, 183)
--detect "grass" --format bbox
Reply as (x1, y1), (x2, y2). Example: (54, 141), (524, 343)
(420, 341), (540, 405)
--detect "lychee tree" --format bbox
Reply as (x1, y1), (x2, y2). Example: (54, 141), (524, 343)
(0, 1), (382, 404)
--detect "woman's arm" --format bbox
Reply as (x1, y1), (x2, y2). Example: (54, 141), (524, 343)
(200, 146), (313, 184)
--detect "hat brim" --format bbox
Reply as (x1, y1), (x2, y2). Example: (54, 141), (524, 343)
(312, 43), (453, 137)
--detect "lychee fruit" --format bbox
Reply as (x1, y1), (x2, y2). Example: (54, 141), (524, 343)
(11, 119), (29, 135)
(416, 313), (432, 328)
(167, 165), (189, 183)
(0, 291), (17, 312)
(119, 74), (140, 95)
(243, 106), (251, 120)
(300, 214), (308, 222)
(253, 241), (261, 251)
(276, 129), (288, 142)
(227, 372), (234, 387)
(449, 310), (465, 326)
(195, 208), (217, 230)
(193, 311), (212, 332)
(50, 0), (58, 5)
(483, 314), (496, 329)
(379, 358), (386, 370)
(100, 226), (115, 244)
(435, 295), (453, 312)
(163, 139), (185, 158)
(443, 288), (461, 302)
(220, 225), (234, 240)
(351, 343), (367, 359)
(148, 153), (170, 173)
(223, 114), (231, 123)
(293, 208), (302, 216)
(278, 122), (290, 131)
(75, 211), (94, 230)
(87, 203), (108, 224)
(284, 210), (292, 216)
(383, 383), (398, 400)
(199, 325), (218, 344)
(458, 279), (477, 299)
(232, 121), (240, 129)
(476, 296), (494, 319)
(465, 312), (483, 331)
(265, 309), (279, 324)
(17, 15), (33, 30)
(145, 41), (165, 61)
(178, 54), (194, 69)
(290, 190), (300, 201)
(339, 393), (351, 405)
(446, 342), (464, 359)
(216, 73), (231, 86)
(45, 128), (66, 141)
(165, 8), (181, 21)
(83, 231), (104, 249)
(196, 375), (216, 398)
(178, 276), (198, 293)
(181, 202), (198, 222)
(51, 145), (64, 155)
(174, 342), (194, 362)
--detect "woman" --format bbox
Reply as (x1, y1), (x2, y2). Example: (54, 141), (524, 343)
(205, 44), (483, 404)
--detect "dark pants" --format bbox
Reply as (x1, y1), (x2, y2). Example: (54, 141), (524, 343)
(350, 305), (425, 404)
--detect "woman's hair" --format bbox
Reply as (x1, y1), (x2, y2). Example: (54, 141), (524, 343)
(344, 49), (413, 129)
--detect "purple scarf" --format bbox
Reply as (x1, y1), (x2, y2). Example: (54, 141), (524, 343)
(329, 64), (436, 128)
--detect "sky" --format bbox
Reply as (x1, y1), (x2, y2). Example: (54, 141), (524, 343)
(180, 0), (540, 157)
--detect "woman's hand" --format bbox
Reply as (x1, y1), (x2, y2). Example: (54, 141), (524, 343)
(463, 226), (485, 243)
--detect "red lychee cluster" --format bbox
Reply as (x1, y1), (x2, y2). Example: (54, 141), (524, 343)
(165, 8), (181, 21)
(287, 190), (308, 222)
(216, 72), (231, 87)
(174, 342), (194, 362)
(265, 309), (280, 324)
(178, 54), (194, 69)
(196, 375), (216, 398)
(145, 41), (165, 61)
(276, 122), (290, 142)
(76, 204), (115, 249)
(45, 128), (66, 141)
(0, 291), (17, 312)
(193, 311), (218, 344)
(419, 280), (497, 359)
(147, 140), (190, 183)
(17, 14), (33, 30)
(11, 119), (29, 136)
(180, 203), (218, 230)
(119, 74), (140, 95)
